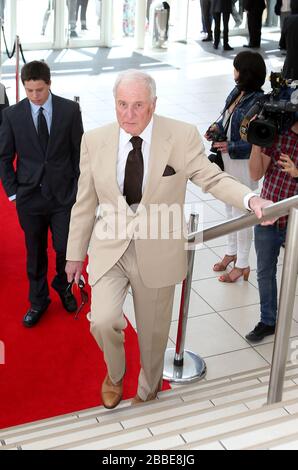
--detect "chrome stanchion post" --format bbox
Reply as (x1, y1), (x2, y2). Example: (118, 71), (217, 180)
(163, 213), (207, 383)
(267, 207), (298, 404)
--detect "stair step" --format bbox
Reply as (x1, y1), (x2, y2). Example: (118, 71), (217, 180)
(3, 376), (296, 449)
(2, 362), (296, 441)
(1, 362), (297, 450)
(222, 413), (298, 450)
(107, 393), (298, 451)
(3, 371), (293, 446)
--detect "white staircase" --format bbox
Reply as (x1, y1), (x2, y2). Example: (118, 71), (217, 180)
(1, 362), (298, 450)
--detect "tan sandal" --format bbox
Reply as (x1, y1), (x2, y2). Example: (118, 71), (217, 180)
(213, 254), (237, 272)
(218, 266), (250, 283)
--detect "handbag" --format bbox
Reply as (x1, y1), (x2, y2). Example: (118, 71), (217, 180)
(208, 152), (224, 171)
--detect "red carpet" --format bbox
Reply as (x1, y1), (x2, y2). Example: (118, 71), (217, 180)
(0, 185), (170, 429)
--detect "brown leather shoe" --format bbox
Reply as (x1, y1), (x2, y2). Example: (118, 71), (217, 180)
(131, 378), (163, 405)
(101, 374), (123, 409)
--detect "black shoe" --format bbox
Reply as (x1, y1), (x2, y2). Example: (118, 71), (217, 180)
(202, 35), (212, 42)
(54, 285), (78, 313)
(81, 25), (88, 30)
(213, 43), (219, 50)
(70, 30), (78, 38)
(23, 299), (51, 328)
(223, 44), (234, 51)
(245, 322), (275, 342)
(243, 44), (259, 49)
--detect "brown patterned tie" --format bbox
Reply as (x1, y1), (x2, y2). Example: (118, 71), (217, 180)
(123, 136), (144, 207)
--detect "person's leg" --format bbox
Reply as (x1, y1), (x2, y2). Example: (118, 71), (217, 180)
(67, 0), (78, 35)
(249, 9), (263, 47)
(49, 207), (72, 295)
(218, 206), (251, 282)
(231, 0), (241, 25)
(201, 0), (213, 38)
(129, 242), (175, 401)
(223, 11), (232, 49)
(226, 203), (237, 256)
(213, 204), (237, 271)
(80, 0), (88, 28)
(254, 225), (285, 326)
(90, 263), (129, 384)
(17, 209), (49, 309)
(41, 0), (52, 35)
(233, 206), (252, 269)
(213, 12), (220, 47)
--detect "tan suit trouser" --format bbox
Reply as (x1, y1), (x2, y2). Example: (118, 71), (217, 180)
(89, 241), (175, 400)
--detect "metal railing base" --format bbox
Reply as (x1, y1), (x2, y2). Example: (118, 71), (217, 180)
(163, 349), (206, 384)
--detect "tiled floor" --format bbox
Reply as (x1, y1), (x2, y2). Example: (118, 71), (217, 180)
(1, 27), (297, 383)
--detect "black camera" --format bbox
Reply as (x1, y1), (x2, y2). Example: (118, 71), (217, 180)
(240, 72), (298, 147)
(206, 123), (227, 145)
(205, 123), (226, 171)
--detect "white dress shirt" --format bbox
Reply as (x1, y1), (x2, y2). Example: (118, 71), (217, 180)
(117, 118), (153, 195)
(116, 116), (254, 210)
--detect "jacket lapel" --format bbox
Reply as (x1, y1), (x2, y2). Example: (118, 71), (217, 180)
(141, 114), (173, 205)
(98, 123), (124, 201)
(97, 117), (173, 210)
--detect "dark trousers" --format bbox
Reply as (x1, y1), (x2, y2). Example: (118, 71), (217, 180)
(247, 9), (264, 47)
(213, 12), (231, 47)
(201, 0), (212, 37)
(76, 0), (89, 27)
(255, 224), (286, 326)
(17, 190), (72, 309)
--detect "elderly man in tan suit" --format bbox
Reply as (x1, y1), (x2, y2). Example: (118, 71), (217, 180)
(66, 69), (272, 409)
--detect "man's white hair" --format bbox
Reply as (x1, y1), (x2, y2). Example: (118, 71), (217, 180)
(113, 69), (157, 101)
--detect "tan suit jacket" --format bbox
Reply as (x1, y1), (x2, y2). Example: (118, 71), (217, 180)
(66, 114), (251, 288)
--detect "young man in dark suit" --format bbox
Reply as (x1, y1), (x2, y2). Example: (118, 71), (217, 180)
(243, 0), (266, 48)
(0, 61), (84, 327)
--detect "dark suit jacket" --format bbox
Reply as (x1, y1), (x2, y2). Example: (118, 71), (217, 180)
(211, 0), (232, 13)
(280, 15), (298, 79)
(0, 93), (83, 206)
(243, 0), (266, 11)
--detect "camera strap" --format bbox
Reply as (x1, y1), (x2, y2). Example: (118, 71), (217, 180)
(217, 92), (244, 136)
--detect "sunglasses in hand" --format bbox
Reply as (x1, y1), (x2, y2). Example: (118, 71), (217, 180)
(66, 276), (89, 319)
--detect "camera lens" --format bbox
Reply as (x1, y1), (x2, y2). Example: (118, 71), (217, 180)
(247, 119), (277, 147)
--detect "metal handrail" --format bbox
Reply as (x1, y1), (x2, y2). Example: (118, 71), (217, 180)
(187, 194), (298, 405)
(188, 195), (298, 245)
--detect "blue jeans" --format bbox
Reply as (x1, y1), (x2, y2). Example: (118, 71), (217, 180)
(254, 224), (287, 326)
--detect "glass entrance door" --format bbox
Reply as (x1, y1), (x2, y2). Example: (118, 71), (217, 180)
(11, 0), (102, 50)
(16, 0), (55, 48)
(64, 0), (102, 45)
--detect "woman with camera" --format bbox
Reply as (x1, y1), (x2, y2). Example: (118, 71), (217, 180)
(205, 51), (266, 282)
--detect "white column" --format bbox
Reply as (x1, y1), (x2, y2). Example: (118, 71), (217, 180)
(134, 0), (147, 49)
(53, 0), (66, 49)
(99, 0), (114, 46)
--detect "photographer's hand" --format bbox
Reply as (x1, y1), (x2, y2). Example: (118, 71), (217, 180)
(277, 153), (298, 178)
(212, 141), (228, 153)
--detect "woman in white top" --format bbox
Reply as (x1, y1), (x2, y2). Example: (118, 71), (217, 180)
(205, 51), (266, 282)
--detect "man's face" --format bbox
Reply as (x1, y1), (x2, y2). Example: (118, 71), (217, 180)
(24, 79), (51, 106)
(115, 79), (157, 136)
